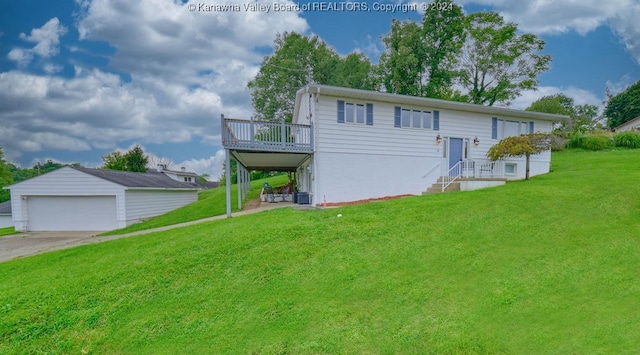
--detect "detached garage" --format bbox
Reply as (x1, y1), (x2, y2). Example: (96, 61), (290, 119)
(5, 167), (198, 232)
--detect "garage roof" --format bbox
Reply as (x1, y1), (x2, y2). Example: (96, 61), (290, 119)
(72, 167), (197, 189)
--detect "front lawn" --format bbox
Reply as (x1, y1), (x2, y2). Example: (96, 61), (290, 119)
(0, 227), (16, 237)
(0, 150), (639, 353)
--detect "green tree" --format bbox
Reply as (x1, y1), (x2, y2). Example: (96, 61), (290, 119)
(487, 133), (551, 180)
(457, 12), (551, 106)
(604, 80), (640, 128)
(0, 147), (14, 203)
(102, 145), (149, 172)
(248, 32), (379, 122)
(527, 94), (600, 134)
(379, 4), (465, 99)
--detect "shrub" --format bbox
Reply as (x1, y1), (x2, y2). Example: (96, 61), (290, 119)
(613, 131), (640, 148)
(567, 134), (613, 151)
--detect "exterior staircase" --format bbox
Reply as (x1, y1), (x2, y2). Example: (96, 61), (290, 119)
(423, 177), (461, 194)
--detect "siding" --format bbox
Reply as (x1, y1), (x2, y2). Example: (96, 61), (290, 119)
(124, 190), (197, 225)
(312, 95), (555, 203)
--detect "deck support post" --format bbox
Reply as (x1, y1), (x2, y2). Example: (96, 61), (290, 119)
(225, 148), (231, 218)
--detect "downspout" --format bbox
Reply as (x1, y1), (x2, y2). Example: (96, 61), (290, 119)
(225, 148), (231, 218)
(312, 87), (319, 206)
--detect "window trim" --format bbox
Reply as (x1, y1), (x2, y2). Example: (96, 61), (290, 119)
(395, 106), (438, 130)
(338, 100), (373, 126)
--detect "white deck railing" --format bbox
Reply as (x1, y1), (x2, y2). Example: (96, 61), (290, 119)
(222, 117), (313, 152)
(442, 159), (505, 192)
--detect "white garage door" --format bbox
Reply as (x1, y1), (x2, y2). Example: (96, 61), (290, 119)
(27, 196), (118, 231)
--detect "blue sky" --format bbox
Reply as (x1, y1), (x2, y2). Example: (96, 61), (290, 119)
(1, 0), (639, 180)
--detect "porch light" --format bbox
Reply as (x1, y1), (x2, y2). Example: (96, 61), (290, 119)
(473, 137), (480, 146)
(436, 134), (442, 144)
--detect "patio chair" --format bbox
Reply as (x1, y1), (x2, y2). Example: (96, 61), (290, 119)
(264, 186), (277, 203)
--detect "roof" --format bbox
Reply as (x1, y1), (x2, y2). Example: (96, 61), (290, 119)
(613, 116), (640, 131)
(293, 84), (568, 123)
(71, 167), (197, 189)
(0, 201), (10, 214)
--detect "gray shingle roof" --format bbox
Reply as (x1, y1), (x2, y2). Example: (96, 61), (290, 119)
(72, 167), (197, 189)
(0, 201), (11, 214)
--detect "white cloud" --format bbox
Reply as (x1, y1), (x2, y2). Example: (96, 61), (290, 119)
(508, 86), (604, 112)
(453, 0), (640, 63)
(19, 17), (68, 58)
(1, 0), (309, 165)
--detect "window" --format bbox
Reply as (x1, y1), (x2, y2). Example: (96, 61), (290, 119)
(492, 117), (534, 139)
(395, 106), (438, 130)
(337, 100), (373, 125)
(505, 163), (517, 175)
(184, 177), (192, 182)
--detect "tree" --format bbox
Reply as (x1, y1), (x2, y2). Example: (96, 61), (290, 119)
(0, 147), (13, 203)
(487, 133), (551, 180)
(604, 80), (640, 128)
(248, 32), (379, 122)
(102, 145), (149, 172)
(379, 4), (466, 99)
(527, 94), (600, 134)
(457, 12), (551, 106)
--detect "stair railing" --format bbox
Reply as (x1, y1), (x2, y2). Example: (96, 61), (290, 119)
(442, 160), (463, 192)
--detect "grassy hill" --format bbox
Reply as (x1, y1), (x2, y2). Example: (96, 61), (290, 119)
(100, 174), (290, 235)
(1, 150), (639, 353)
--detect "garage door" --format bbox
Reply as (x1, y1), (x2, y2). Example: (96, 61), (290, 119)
(27, 196), (118, 231)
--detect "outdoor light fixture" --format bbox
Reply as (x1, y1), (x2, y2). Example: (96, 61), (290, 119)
(473, 136), (480, 146)
(436, 134), (442, 144)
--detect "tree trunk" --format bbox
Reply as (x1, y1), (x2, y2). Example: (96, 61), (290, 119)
(525, 153), (530, 180)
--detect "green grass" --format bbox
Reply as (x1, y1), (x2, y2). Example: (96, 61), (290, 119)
(0, 227), (16, 237)
(100, 174), (289, 235)
(1, 150), (640, 353)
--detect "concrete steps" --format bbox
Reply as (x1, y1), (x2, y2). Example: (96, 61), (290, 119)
(423, 178), (460, 194)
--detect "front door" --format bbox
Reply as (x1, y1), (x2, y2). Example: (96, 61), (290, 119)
(449, 138), (463, 169)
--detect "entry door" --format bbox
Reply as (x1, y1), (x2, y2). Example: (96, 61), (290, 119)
(449, 138), (464, 169)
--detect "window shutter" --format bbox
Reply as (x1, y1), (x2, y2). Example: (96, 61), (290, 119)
(529, 121), (534, 133)
(337, 100), (345, 123)
(433, 110), (440, 131)
(366, 103), (373, 126)
(492, 117), (498, 139)
(394, 106), (401, 128)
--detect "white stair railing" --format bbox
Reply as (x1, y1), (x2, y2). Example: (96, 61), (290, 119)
(442, 160), (463, 192)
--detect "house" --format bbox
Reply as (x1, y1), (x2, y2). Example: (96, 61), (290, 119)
(222, 85), (566, 215)
(4, 167), (198, 231)
(612, 116), (640, 132)
(0, 201), (11, 228)
(154, 164), (219, 189)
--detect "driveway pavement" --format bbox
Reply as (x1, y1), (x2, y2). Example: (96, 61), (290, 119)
(0, 201), (302, 263)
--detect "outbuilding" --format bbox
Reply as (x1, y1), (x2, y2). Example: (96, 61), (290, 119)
(4, 167), (198, 232)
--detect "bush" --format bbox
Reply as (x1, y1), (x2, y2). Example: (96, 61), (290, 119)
(567, 134), (613, 151)
(613, 131), (640, 148)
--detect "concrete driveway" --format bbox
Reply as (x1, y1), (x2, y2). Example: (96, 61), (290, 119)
(0, 231), (102, 263)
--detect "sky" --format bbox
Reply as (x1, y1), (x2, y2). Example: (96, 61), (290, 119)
(1, 0), (639, 180)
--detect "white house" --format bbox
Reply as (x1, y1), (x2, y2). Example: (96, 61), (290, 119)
(612, 116), (640, 132)
(0, 201), (11, 228)
(222, 85), (565, 214)
(4, 167), (198, 231)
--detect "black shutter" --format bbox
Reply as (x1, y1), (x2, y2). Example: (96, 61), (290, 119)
(394, 106), (401, 128)
(529, 121), (534, 133)
(433, 110), (440, 131)
(366, 103), (373, 126)
(337, 100), (345, 123)
(492, 117), (498, 139)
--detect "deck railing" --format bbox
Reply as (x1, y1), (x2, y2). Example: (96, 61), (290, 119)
(442, 159), (505, 192)
(222, 117), (313, 152)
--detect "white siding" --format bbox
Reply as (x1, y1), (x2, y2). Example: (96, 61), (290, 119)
(0, 215), (12, 229)
(312, 95), (555, 204)
(124, 190), (197, 225)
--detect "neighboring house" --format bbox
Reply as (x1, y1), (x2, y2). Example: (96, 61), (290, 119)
(4, 167), (198, 232)
(154, 164), (219, 189)
(612, 116), (640, 132)
(0, 201), (11, 229)
(222, 85), (566, 214)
